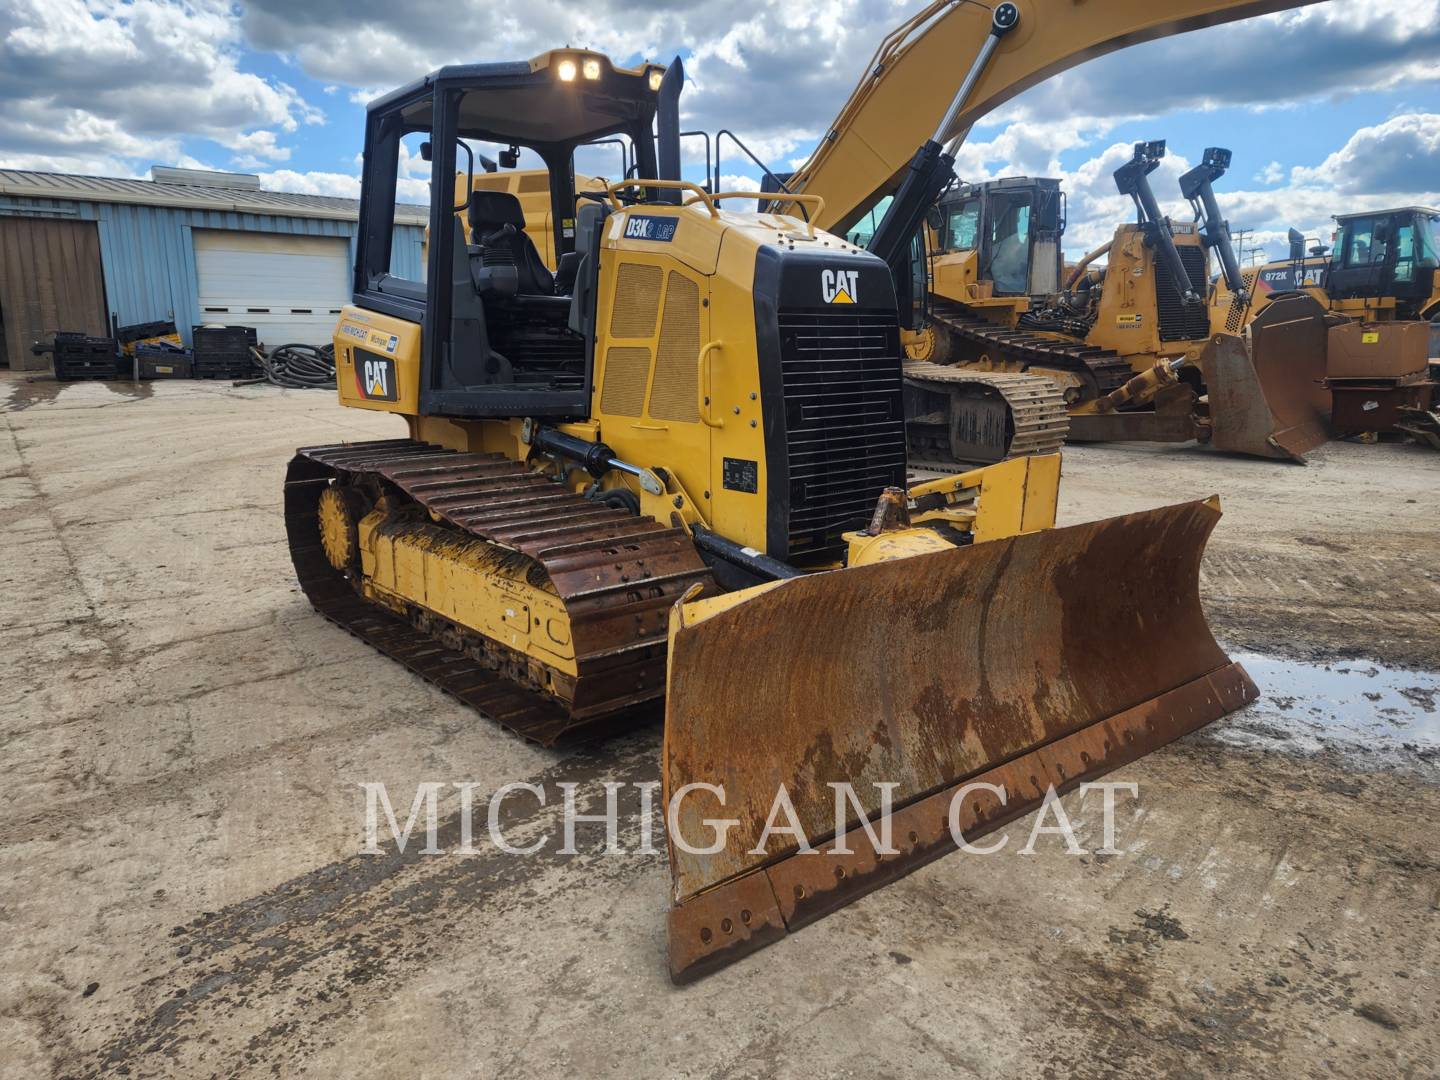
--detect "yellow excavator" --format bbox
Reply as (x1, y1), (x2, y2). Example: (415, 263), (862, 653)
(289, 0), (1319, 985)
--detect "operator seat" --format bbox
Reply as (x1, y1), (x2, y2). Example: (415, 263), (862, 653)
(468, 191), (555, 295)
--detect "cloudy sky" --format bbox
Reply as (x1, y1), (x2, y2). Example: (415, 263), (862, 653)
(2, 0), (1437, 260)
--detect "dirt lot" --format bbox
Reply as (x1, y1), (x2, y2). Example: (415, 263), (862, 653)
(2, 372), (1436, 1078)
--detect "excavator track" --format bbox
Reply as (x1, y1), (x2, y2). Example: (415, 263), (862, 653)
(285, 438), (714, 746)
(904, 364), (1068, 467)
(930, 299), (1135, 397)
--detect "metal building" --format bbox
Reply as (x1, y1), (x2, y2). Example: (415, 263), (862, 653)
(0, 166), (427, 371)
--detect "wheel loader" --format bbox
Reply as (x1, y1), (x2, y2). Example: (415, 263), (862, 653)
(289, 6), (1310, 983)
(1211, 206), (1440, 445)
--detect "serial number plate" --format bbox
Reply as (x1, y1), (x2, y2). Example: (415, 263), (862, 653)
(722, 457), (758, 493)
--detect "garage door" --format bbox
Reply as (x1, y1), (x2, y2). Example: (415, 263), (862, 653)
(0, 217), (108, 371)
(193, 230), (348, 348)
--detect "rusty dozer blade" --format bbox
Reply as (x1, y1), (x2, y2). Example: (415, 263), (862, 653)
(662, 499), (1257, 983)
(1207, 292), (1330, 462)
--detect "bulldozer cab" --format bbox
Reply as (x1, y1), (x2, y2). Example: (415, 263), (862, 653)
(1329, 207), (1440, 319)
(936, 177), (1065, 297)
(353, 51), (671, 420)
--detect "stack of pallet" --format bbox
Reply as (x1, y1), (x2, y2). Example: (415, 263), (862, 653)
(191, 325), (259, 379)
(50, 334), (120, 381)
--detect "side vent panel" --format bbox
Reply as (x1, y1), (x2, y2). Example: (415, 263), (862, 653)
(649, 272), (701, 422)
(601, 347), (651, 416)
(610, 263), (663, 338)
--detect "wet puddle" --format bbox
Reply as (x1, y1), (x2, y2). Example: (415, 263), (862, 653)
(1, 375), (155, 412)
(1216, 651), (1440, 763)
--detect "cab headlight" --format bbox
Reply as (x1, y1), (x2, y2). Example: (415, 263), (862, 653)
(557, 58), (577, 82)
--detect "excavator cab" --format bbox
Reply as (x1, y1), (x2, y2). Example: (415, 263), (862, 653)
(1328, 207), (1440, 320)
(933, 177), (1065, 300)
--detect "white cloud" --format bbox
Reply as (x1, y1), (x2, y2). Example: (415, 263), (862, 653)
(1290, 112), (1440, 193)
(1256, 161), (1285, 185)
(0, 0), (321, 171)
(224, 129), (292, 165)
(257, 169), (360, 198)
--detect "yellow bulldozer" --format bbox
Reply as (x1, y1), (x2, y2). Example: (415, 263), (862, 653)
(902, 142), (1330, 465)
(287, 0), (1322, 984)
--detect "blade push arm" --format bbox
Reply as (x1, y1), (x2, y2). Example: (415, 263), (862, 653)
(1180, 147), (1247, 301)
(788, 0), (1317, 239)
(1114, 139), (1199, 306)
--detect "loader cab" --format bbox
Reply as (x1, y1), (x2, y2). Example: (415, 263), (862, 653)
(935, 177), (1065, 297)
(1328, 207), (1440, 319)
(353, 50), (671, 419)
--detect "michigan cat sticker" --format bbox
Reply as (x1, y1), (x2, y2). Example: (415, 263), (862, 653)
(354, 349), (398, 402)
(821, 268), (858, 304)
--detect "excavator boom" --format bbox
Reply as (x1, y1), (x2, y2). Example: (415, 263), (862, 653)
(790, 0), (1319, 238)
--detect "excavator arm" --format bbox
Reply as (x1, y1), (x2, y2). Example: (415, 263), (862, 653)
(787, 0), (1318, 239)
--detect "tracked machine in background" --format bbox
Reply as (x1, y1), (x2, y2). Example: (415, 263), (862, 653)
(903, 142), (1330, 464)
(289, 4), (1316, 983)
(754, 0), (1326, 466)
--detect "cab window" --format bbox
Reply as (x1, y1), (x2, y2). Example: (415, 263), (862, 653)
(985, 195), (1031, 295)
(1341, 217), (1380, 267)
(1394, 224), (1415, 282)
(945, 200), (980, 252)
(1418, 217), (1440, 268)
(847, 195), (892, 247)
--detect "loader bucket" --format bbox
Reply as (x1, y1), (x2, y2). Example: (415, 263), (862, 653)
(662, 499), (1257, 983)
(1206, 293), (1330, 462)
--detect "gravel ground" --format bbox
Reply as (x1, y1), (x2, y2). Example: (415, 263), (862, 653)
(1, 371), (1436, 1078)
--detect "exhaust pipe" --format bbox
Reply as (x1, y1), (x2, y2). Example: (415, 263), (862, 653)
(1288, 227), (1306, 263)
(655, 57), (684, 205)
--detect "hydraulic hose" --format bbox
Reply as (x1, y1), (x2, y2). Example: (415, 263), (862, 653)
(239, 343), (337, 389)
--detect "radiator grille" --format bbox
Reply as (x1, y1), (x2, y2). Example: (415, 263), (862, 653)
(776, 308), (906, 558)
(1156, 245), (1212, 342)
(610, 263), (662, 338)
(601, 346), (651, 416)
(649, 272), (700, 422)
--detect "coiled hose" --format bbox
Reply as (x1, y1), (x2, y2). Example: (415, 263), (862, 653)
(238, 343), (337, 389)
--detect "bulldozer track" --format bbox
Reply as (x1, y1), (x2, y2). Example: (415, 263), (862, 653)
(904, 364), (1069, 466)
(284, 438), (714, 745)
(930, 300), (1135, 397)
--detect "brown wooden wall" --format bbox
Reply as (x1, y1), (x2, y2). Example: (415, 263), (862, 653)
(0, 217), (108, 371)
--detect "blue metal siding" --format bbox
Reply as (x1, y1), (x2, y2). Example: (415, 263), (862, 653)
(0, 195), (425, 345)
(390, 225), (426, 280)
